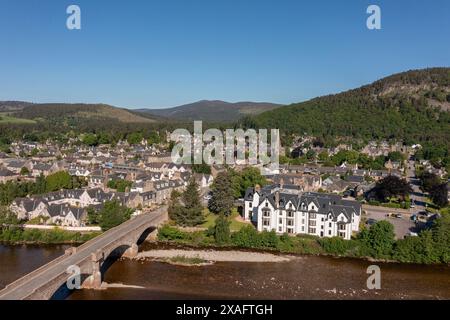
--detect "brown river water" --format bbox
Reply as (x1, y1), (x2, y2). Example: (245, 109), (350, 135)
(1, 244), (449, 300)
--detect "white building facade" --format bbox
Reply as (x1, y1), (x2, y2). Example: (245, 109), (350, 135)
(244, 185), (361, 240)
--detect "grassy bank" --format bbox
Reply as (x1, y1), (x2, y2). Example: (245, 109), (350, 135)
(157, 217), (450, 265)
(0, 226), (101, 244)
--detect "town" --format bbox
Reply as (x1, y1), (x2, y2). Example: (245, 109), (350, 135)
(0, 132), (448, 246)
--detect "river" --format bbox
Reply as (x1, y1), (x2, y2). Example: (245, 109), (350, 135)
(1, 244), (449, 300)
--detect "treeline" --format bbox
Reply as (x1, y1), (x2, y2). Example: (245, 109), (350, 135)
(0, 171), (86, 206)
(158, 213), (450, 265)
(0, 227), (100, 244)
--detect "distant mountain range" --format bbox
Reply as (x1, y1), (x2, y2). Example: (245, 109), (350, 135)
(1, 68), (449, 146)
(0, 100), (281, 124)
(136, 100), (282, 122)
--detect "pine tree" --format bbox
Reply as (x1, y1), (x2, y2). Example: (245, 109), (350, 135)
(214, 214), (231, 245)
(169, 180), (204, 227)
(208, 171), (234, 216)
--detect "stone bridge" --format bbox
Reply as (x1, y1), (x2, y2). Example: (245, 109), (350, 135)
(0, 206), (167, 300)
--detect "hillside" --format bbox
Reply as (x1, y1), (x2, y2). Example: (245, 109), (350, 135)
(12, 103), (156, 124)
(253, 68), (450, 147)
(137, 100), (281, 122)
(0, 101), (33, 112)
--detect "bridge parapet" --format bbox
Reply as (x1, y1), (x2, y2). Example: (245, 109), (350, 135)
(0, 206), (168, 300)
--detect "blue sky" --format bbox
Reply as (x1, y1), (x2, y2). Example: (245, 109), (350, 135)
(0, 0), (449, 109)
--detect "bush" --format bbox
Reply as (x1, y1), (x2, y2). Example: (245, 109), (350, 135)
(157, 225), (188, 241)
(318, 237), (351, 255)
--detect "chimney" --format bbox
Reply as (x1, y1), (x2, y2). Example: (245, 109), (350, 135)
(275, 191), (280, 208)
(255, 184), (261, 193)
(279, 178), (284, 190)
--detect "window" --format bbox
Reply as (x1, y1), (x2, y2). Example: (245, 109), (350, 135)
(309, 220), (316, 226)
(321, 217), (324, 222)
(329, 223), (332, 228)
(287, 210), (294, 218)
(278, 227), (282, 232)
(263, 219), (270, 226)
(301, 226), (305, 232)
(287, 220), (294, 227)
(302, 219), (305, 224)
(279, 218), (282, 224)
(287, 228), (294, 234)
(308, 227), (316, 234)
(339, 224), (346, 231)
(310, 213), (316, 219)
(328, 230), (331, 235)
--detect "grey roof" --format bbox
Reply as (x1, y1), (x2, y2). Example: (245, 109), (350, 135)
(246, 186), (361, 223)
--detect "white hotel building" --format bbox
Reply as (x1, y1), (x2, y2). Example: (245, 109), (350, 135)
(243, 184), (361, 240)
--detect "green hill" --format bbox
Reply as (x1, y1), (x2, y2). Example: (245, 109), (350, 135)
(253, 68), (450, 147)
(13, 103), (156, 124)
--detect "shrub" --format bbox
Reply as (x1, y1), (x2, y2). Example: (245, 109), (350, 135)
(157, 225), (188, 241)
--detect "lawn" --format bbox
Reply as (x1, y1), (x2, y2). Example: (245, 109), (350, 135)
(201, 208), (250, 232)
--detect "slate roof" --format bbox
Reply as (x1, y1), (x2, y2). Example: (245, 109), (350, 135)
(246, 186), (361, 223)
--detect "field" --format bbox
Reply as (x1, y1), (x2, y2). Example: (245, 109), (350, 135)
(0, 113), (36, 124)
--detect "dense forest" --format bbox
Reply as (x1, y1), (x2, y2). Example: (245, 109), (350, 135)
(251, 68), (450, 150)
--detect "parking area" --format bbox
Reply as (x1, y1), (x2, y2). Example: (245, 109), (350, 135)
(362, 205), (419, 239)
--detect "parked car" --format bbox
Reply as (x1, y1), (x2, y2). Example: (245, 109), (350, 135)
(366, 218), (377, 226)
(404, 232), (418, 238)
(418, 211), (429, 217)
(394, 213), (403, 219)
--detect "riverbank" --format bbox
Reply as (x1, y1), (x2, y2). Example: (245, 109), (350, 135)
(156, 223), (450, 266)
(0, 226), (101, 245)
(134, 249), (292, 264)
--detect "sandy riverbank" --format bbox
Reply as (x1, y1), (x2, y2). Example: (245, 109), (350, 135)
(134, 249), (293, 263)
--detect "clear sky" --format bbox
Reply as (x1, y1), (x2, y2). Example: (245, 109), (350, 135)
(0, 0), (449, 109)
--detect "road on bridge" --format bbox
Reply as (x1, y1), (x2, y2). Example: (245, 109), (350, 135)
(0, 206), (167, 300)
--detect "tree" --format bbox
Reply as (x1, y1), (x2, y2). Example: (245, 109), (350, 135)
(359, 220), (395, 258)
(169, 180), (204, 227)
(318, 151), (329, 162)
(107, 179), (132, 192)
(147, 131), (161, 145)
(387, 151), (405, 163)
(374, 175), (412, 202)
(127, 132), (143, 145)
(431, 213), (450, 263)
(20, 167), (30, 176)
(214, 214), (231, 245)
(87, 206), (100, 225)
(45, 171), (72, 192)
(419, 172), (442, 193)
(192, 163), (211, 175)
(98, 200), (133, 231)
(82, 133), (98, 146)
(230, 167), (268, 199)
(209, 171), (234, 216)
(429, 183), (449, 208)
(0, 207), (20, 225)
